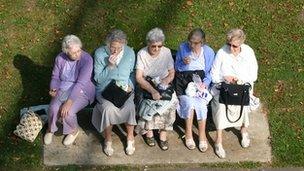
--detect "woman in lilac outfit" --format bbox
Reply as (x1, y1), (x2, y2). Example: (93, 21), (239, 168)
(44, 35), (95, 146)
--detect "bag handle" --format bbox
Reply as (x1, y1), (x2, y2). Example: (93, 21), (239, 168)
(224, 82), (251, 123)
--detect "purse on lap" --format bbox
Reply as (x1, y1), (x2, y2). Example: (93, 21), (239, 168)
(218, 82), (251, 123)
(101, 80), (132, 108)
(142, 76), (174, 101)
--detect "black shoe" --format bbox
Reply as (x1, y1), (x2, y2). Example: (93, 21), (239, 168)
(146, 136), (156, 147)
(160, 140), (169, 151)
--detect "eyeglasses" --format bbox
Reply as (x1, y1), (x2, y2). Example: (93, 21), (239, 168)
(150, 45), (163, 48)
(227, 43), (240, 48)
(189, 41), (201, 45)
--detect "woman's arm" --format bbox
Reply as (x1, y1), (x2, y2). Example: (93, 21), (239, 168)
(136, 69), (161, 100)
(210, 49), (224, 84)
(93, 47), (115, 84)
(161, 68), (175, 85)
(50, 55), (61, 91)
(203, 47), (215, 87)
(69, 55), (93, 102)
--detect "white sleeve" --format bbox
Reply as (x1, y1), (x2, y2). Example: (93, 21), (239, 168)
(244, 48), (258, 83)
(210, 49), (224, 83)
(136, 51), (145, 71)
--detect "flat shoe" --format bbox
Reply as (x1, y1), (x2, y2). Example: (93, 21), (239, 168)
(199, 140), (208, 152)
(185, 138), (196, 150)
(159, 140), (169, 151)
(215, 143), (226, 159)
(146, 136), (156, 147)
(126, 140), (135, 155)
(63, 130), (79, 146)
(241, 132), (250, 148)
(104, 141), (114, 156)
(44, 132), (53, 145)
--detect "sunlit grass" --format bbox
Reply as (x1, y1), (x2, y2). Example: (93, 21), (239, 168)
(0, 0), (303, 169)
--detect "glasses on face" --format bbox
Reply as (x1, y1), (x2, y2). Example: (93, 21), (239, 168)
(227, 43), (240, 48)
(110, 46), (122, 54)
(150, 44), (163, 49)
(189, 41), (201, 45)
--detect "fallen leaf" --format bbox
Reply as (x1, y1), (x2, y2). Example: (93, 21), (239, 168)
(186, 0), (193, 6)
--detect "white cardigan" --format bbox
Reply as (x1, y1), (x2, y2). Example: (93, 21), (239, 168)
(210, 44), (258, 85)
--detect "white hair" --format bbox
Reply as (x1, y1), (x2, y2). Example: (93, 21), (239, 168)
(226, 28), (246, 44)
(146, 27), (165, 44)
(105, 29), (127, 45)
(62, 35), (82, 54)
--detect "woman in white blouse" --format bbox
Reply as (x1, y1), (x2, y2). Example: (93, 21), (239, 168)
(210, 28), (258, 158)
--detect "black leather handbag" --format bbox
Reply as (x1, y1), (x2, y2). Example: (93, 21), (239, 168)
(219, 82), (251, 123)
(101, 80), (132, 108)
(142, 76), (174, 101)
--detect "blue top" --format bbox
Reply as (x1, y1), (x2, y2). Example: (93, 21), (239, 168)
(93, 45), (136, 93)
(175, 42), (215, 88)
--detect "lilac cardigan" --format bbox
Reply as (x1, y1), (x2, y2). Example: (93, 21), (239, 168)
(50, 51), (95, 104)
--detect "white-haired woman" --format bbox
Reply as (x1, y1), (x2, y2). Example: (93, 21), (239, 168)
(92, 29), (136, 156)
(135, 28), (177, 151)
(44, 35), (95, 146)
(210, 28), (258, 158)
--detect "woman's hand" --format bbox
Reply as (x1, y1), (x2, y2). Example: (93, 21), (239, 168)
(161, 77), (171, 86)
(152, 91), (162, 100)
(108, 54), (118, 68)
(197, 82), (206, 92)
(224, 76), (238, 84)
(183, 56), (191, 65)
(49, 89), (57, 97)
(60, 99), (73, 118)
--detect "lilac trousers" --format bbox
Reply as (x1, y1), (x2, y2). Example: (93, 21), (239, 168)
(48, 90), (89, 135)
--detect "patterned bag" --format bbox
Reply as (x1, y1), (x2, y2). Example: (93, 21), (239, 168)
(14, 110), (45, 142)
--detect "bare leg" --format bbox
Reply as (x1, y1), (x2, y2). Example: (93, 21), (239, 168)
(125, 123), (134, 141)
(185, 109), (194, 140)
(240, 124), (247, 134)
(104, 125), (113, 142)
(146, 130), (154, 138)
(159, 130), (167, 141)
(198, 119), (207, 141)
(215, 129), (223, 144)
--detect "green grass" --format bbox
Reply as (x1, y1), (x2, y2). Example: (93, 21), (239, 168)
(0, 0), (303, 169)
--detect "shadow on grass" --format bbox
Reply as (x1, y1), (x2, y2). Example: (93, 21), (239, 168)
(0, 54), (52, 168)
(2, 0), (188, 168)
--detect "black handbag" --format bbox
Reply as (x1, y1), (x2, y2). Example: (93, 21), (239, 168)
(219, 82), (251, 123)
(101, 80), (132, 108)
(174, 70), (205, 96)
(142, 76), (174, 101)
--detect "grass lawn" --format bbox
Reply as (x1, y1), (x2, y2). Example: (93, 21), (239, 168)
(0, 0), (303, 170)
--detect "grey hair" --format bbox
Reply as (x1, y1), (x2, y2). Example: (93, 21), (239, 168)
(146, 27), (165, 44)
(106, 29), (127, 45)
(226, 28), (246, 44)
(62, 35), (82, 54)
(188, 28), (206, 43)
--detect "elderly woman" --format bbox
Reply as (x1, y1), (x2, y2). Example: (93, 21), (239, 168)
(44, 35), (95, 146)
(135, 28), (177, 151)
(210, 28), (258, 158)
(91, 29), (136, 156)
(175, 28), (215, 152)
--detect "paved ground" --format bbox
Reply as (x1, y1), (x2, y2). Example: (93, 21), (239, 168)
(43, 105), (271, 166)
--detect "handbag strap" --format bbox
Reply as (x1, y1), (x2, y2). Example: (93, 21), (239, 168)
(224, 83), (247, 123)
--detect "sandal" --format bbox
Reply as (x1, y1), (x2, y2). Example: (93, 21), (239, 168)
(159, 140), (169, 151)
(145, 136), (156, 147)
(185, 138), (196, 150)
(199, 140), (208, 152)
